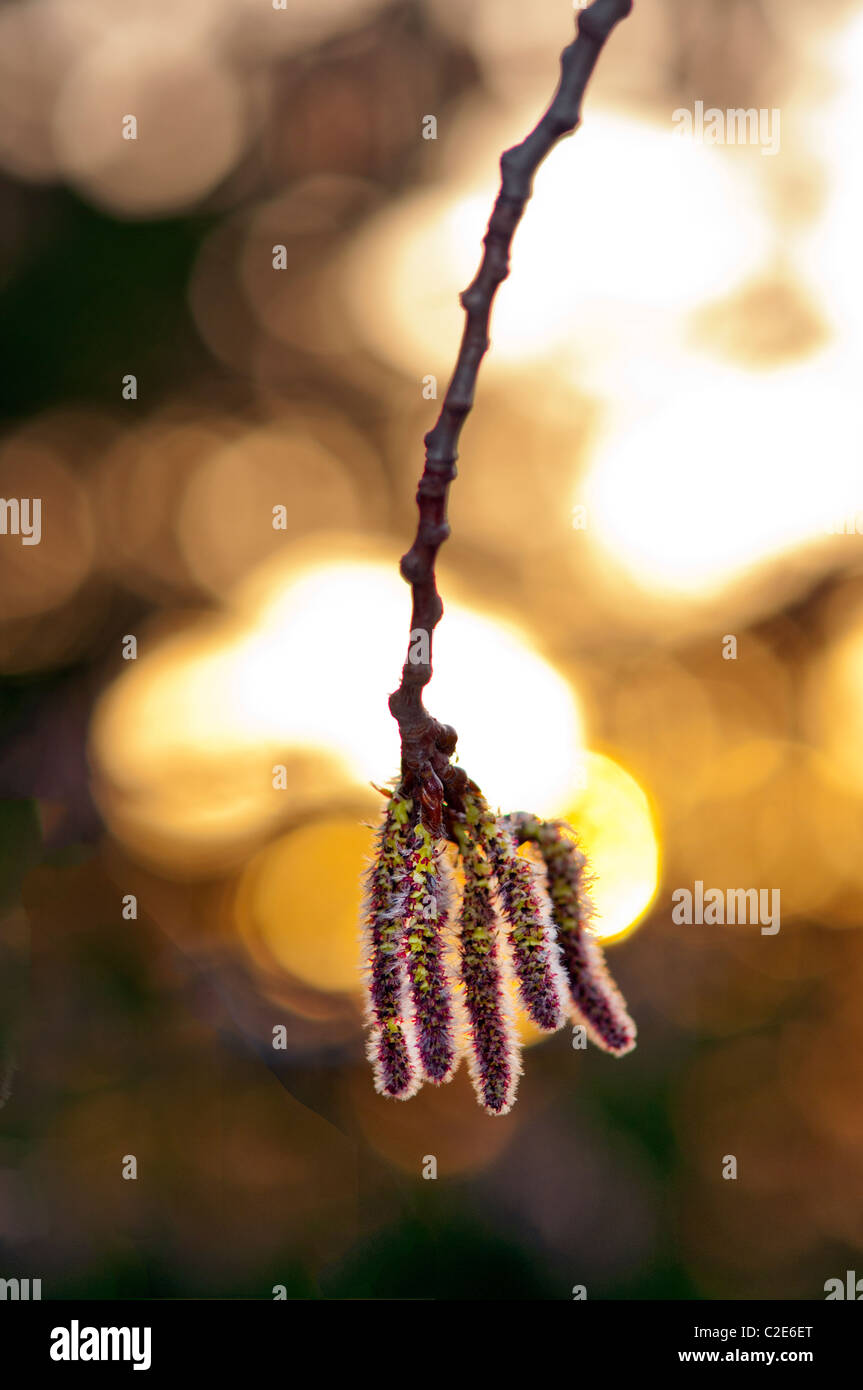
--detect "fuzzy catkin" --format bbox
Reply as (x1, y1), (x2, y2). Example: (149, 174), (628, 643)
(502, 813), (636, 1055)
(401, 823), (459, 1084)
(455, 826), (522, 1115)
(465, 790), (568, 1032)
(361, 797), (420, 1098)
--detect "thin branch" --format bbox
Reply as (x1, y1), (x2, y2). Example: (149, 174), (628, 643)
(388, 0), (633, 822)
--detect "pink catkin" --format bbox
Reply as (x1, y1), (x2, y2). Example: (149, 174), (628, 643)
(456, 829), (522, 1115)
(503, 813), (636, 1055)
(401, 824), (459, 1085)
(361, 802), (421, 1099)
(467, 792), (567, 1032)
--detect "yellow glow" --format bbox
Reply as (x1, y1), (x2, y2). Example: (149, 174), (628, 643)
(91, 551), (586, 867)
(341, 108), (769, 380)
(797, 11), (863, 351)
(512, 1003), (554, 1051)
(236, 751), (657, 998)
(584, 359), (863, 598)
(176, 419), (375, 595)
(236, 559), (585, 810)
(557, 751), (659, 942)
(807, 613), (863, 801)
(240, 816), (374, 993)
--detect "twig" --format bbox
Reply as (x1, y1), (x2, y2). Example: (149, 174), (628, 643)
(388, 0), (633, 826)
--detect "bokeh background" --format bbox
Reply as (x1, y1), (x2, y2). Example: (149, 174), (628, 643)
(2, 0), (863, 1300)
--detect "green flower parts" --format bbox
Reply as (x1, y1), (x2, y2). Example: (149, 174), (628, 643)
(361, 783), (636, 1116)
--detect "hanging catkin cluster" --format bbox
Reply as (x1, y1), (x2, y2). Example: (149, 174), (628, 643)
(364, 0), (637, 1116)
(361, 781), (636, 1115)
